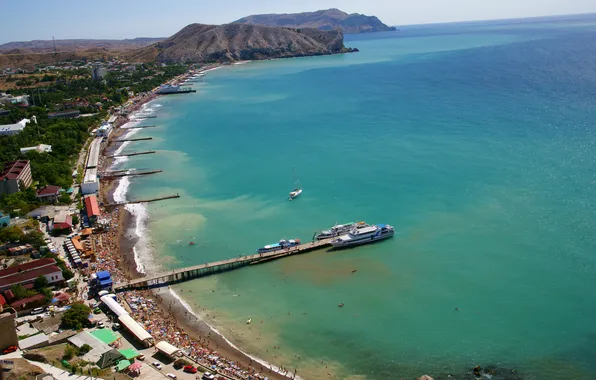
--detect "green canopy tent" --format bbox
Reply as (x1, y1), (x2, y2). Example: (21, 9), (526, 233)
(90, 329), (121, 345)
(116, 360), (132, 372)
(118, 348), (141, 360)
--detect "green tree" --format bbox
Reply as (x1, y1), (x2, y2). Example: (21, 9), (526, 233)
(79, 344), (92, 355)
(34, 275), (49, 290)
(10, 284), (37, 300)
(61, 302), (91, 330)
(62, 269), (74, 281)
(72, 214), (79, 225)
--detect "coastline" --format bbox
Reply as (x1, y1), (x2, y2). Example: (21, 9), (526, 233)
(99, 76), (296, 380)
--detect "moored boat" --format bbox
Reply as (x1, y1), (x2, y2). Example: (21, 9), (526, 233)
(315, 221), (368, 240)
(331, 224), (394, 248)
(257, 239), (301, 253)
(289, 167), (302, 200)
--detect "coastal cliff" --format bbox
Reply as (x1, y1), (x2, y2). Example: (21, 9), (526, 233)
(129, 23), (354, 64)
(234, 8), (396, 34)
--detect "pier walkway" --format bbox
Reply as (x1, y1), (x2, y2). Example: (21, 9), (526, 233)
(105, 150), (156, 158)
(113, 239), (332, 292)
(101, 169), (162, 179)
(106, 194), (180, 207)
(113, 137), (153, 142)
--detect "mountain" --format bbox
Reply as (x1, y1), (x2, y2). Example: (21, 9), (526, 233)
(0, 38), (165, 53)
(128, 23), (353, 64)
(234, 8), (396, 34)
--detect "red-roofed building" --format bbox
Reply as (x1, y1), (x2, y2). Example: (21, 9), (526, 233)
(36, 185), (61, 203)
(0, 160), (32, 195)
(0, 258), (64, 292)
(53, 211), (72, 231)
(0, 294), (6, 306)
(10, 294), (45, 309)
(84, 195), (100, 223)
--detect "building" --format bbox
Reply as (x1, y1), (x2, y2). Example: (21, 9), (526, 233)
(0, 258), (64, 292)
(36, 185), (61, 203)
(0, 311), (18, 351)
(92, 66), (107, 80)
(0, 160), (33, 195)
(20, 144), (52, 154)
(0, 118), (29, 136)
(84, 195), (100, 224)
(48, 110), (80, 119)
(81, 168), (99, 195)
(52, 211), (72, 231)
(0, 211), (9, 228)
(0, 94), (30, 107)
(96, 122), (112, 137)
(94, 271), (113, 290)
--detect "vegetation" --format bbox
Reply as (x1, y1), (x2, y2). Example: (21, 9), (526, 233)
(78, 344), (92, 355)
(62, 345), (78, 360)
(61, 302), (91, 330)
(34, 275), (49, 289)
(11, 284), (37, 300)
(0, 223), (44, 248)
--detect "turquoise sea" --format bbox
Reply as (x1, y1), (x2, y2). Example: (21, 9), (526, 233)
(114, 14), (596, 380)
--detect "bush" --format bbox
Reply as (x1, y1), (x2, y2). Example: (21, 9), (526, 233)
(34, 275), (49, 290)
(63, 345), (78, 360)
(79, 344), (92, 355)
(61, 302), (91, 330)
(63, 269), (74, 280)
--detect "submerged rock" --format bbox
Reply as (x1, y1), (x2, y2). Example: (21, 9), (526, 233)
(417, 376), (434, 380)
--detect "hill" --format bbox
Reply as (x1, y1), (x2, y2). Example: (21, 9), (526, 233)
(0, 38), (165, 53)
(234, 8), (396, 34)
(128, 23), (353, 64)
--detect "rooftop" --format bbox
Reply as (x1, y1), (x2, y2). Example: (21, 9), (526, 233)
(0, 258), (56, 279)
(85, 195), (100, 217)
(0, 160), (30, 181)
(0, 119), (29, 134)
(37, 185), (61, 196)
(0, 265), (62, 289)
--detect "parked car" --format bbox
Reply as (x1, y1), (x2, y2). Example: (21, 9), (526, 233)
(97, 321), (105, 328)
(202, 372), (215, 380)
(137, 354), (145, 361)
(93, 307), (102, 314)
(152, 362), (162, 370)
(3, 345), (17, 354)
(166, 373), (177, 379)
(183, 365), (197, 374)
(112, 323), (121, 330)
(31, 307), (44, 315)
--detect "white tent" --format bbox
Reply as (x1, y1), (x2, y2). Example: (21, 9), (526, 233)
(118, 315), (153, 346)
(100, 295), (128, 317)
(155, 341), (181, 358)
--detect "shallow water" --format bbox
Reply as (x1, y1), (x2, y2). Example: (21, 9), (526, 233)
(114, 15), (596, 380)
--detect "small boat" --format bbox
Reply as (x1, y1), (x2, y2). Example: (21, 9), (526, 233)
(246, 318), (252, 324)
(331, 224), (395, 248)
(189, 242), (195, 246)
(257, 239), (301, 254)
(351, 269), (357, 273)
(338, 303), (344, 307)
(289, 167), (302, 201)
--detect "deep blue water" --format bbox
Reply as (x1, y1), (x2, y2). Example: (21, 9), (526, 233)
(117, 15), (596, 379)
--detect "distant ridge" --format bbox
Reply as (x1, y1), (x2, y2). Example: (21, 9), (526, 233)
(234, 8), (396, 34)
(0, 38), (166, 53)
(128, 23), (354, 64)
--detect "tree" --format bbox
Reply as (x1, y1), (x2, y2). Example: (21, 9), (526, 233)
(72, 215), (79, 225)
(62, 269), (74, 281)
(79, 344), (92, 355)
(11, 284), (37, 300)
(61, 302), (91, 330)
(34, 275), (49, 290)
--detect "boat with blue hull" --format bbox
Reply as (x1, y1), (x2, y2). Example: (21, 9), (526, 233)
(257, 239), (301, 253)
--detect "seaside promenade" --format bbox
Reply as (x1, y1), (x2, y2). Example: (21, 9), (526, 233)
(113, 239), (333, 292)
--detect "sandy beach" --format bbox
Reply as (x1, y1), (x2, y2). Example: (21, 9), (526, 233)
(88, 77), (296, 380)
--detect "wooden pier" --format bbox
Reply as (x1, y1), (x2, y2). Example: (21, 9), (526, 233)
(105, 150), (156, 158)
(101, 169), (162, 179)
(113, 137), (153, 143)
(113, 239), (332, 292)
(121, 125), (156, 129)
(106, 194), (180, 207)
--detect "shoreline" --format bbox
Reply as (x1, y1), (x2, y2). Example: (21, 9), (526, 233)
(97, 76), (296, 380)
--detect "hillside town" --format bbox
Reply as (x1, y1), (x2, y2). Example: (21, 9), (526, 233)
(0, 59), (256, 380)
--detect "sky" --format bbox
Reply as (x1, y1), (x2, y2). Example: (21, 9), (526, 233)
(1, 0), (596, 44)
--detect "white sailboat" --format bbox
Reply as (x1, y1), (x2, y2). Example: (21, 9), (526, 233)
(289, 167), (303, 201)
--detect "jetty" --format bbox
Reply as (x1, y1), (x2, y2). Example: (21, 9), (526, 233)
(121, 125), (157, 129)
(132, 115), (157, 119)
(112, 137), (153, 143)
(105, 150), (156, 158)
(113, 239), (332, 292)
(100, 169), (162, 179)
(106, 194), (180, 207)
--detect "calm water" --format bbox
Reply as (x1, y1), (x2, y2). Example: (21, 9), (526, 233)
(115, 15), (596, 379)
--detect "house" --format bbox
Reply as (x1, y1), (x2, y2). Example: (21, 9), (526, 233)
(52, 211), (72, 231)
(20, 144), (52, 154)
(36, 185), (61, 203)
(0, 160), (33, 195)
(84, 195), (100, 224)
(48, 110), (80, 119)
(10, 293), (45, 309)
(0, 118), (29, 136)
(0, 258), (64, 292)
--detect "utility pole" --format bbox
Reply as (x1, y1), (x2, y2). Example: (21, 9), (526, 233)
(52, 36), (57, 55)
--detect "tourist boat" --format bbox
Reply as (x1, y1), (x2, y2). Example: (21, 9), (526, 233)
(289, 167), (303, 201)
(315, 221), (368, 240)
(330, 224), (394, 248)
(257, 239), (301, 253)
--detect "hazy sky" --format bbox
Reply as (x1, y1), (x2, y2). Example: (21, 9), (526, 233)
(1, 0), (595, 44)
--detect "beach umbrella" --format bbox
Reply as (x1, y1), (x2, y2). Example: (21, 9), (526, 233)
(128, 362), (142, 371)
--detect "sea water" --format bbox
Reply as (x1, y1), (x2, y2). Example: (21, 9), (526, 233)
(112, 15), (596, 379)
